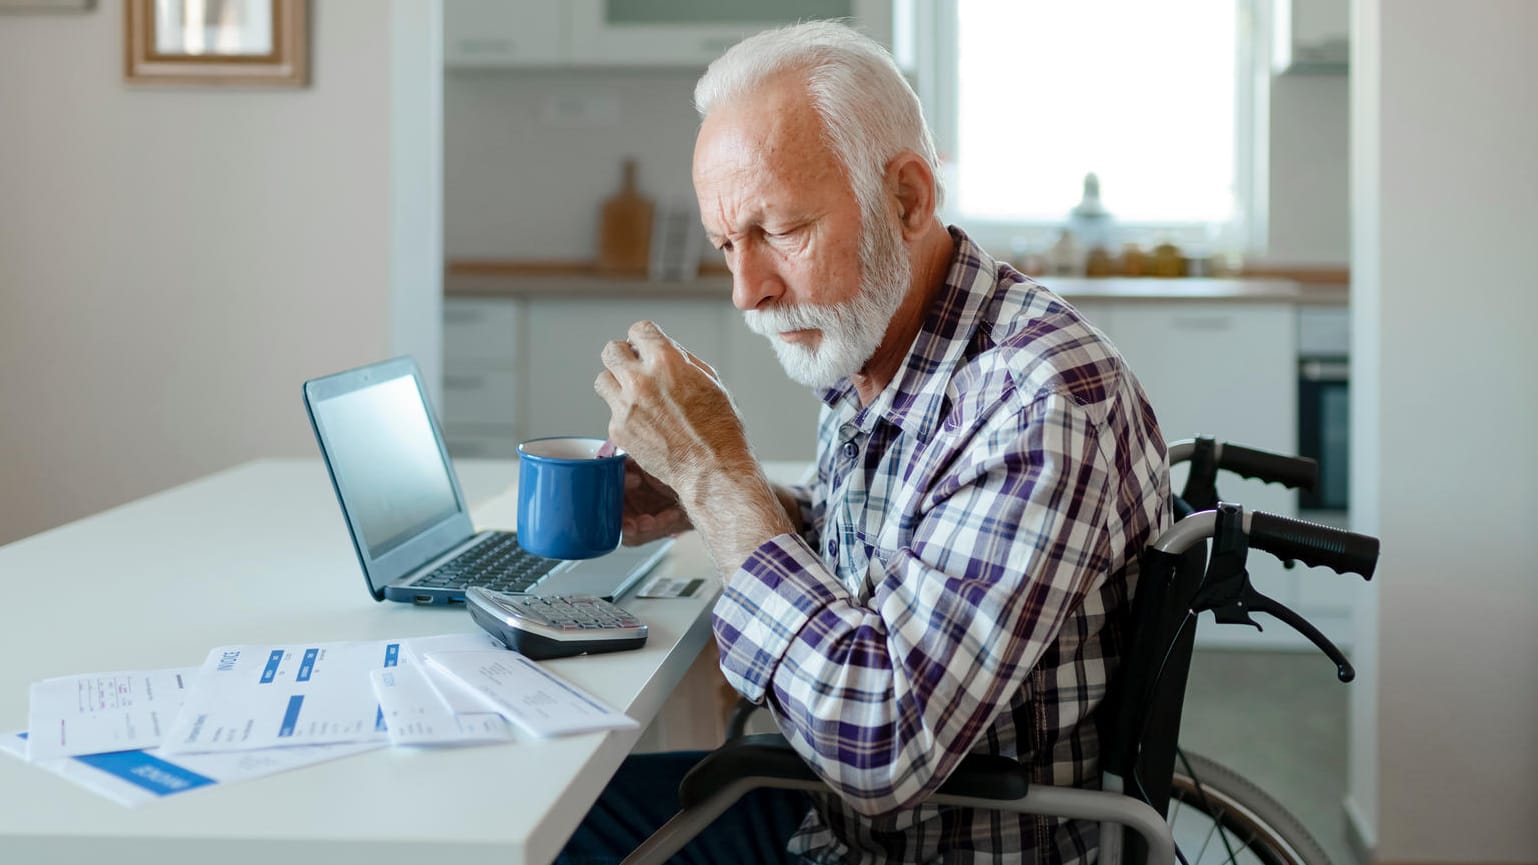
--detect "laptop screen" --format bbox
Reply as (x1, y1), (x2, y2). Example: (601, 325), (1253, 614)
(309, 372), (460, 558)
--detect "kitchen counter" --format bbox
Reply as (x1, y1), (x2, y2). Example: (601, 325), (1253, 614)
(1042, 277), (1347, 305)
(445, 265), (1348, 306)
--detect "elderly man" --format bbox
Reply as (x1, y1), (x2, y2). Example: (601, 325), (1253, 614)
(561, 20), (1168, 865)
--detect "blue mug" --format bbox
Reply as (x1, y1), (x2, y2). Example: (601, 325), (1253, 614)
(517, 436), (626, 560)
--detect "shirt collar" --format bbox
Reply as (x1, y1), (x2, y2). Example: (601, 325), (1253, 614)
(819, 226), (1003, 440)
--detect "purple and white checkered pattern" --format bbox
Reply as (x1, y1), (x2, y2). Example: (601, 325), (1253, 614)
(713, 228), (1170, 864)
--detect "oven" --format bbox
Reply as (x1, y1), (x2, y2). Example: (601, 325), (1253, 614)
(1296, 308), (1350, 513)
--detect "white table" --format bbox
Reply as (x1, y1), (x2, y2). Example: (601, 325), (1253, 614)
(0, 459), (725, 865)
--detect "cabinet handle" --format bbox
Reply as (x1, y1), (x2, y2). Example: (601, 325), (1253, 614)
(455, 37), (515, 56)
(1171, 315), (1235, 331)
(1300, 360), (1350, 381)
(444, 308), (486, 324)
(444, 374), (484, 390)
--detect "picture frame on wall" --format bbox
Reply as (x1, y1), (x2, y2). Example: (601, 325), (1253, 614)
(124, 0), (308, 86)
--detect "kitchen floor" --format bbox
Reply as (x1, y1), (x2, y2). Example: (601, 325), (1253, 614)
(1180, 649), (1357, 865)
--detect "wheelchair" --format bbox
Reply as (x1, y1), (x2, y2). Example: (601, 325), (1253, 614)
(620, 437), (1379, 865)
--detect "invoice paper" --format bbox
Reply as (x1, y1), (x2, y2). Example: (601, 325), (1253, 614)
(399, 631), (507, 715)
(1, 731), (381, 808)
(161, 639), (404, 754)
(369, 664), (513, 747)
(25, 667), (198, 760)
(424, 650), (639, 739)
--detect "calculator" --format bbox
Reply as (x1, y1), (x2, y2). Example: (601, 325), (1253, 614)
(465, 587), (649, 660)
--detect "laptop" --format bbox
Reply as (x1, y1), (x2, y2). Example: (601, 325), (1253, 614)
(303, 356), (671, 606)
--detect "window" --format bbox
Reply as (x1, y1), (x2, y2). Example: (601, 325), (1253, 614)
(913, 0), (1265, 257)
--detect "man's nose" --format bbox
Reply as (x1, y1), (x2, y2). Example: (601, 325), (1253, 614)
(730, 244), (784, 311)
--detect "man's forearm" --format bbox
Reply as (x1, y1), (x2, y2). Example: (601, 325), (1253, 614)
(675, 462), (798, 581)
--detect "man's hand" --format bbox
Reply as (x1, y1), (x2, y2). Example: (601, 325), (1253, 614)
(594, 320), (796, 578)
(621, 459), (692, 545)
(593, 320), (753, 495)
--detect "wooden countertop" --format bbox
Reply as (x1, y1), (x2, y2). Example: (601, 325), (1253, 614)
(445, 262), (1349, 306)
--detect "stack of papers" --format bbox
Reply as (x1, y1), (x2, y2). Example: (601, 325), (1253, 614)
(4, 632), (638, 806)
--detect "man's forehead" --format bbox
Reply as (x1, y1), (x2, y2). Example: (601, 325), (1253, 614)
(695, 75), (829, 168)
(693, 150), (840, 237)
(694, 101), (847, 228)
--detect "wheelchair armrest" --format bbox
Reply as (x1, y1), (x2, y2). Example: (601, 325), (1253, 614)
(678, 733), (1030, 809)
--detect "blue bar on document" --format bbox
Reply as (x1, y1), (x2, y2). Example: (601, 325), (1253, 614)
(259, 649), (284, 684)
(296, 648), (319, 682)
(384, 643), (399, 668)
(73, 750), (216, 797)
(278, 694), (304, 737)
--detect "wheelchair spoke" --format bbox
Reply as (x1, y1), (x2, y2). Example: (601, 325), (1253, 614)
(1166, 753), (1332, 864)
(1193, 806), (1222, 863)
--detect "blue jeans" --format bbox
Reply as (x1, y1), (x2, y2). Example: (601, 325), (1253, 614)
(556, 750), (812, 865)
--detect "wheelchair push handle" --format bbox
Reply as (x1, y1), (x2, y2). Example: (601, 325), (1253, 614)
(1151, 509), (1378, 580)
(1218, 443), (1318, 491)
(1247, 511), (1378, 580)
(1167, 437), (1319, 491)
(1154, 505), (1378, 681)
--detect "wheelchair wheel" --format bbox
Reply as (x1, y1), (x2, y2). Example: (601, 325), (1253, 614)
(1166, 751), (1333, 865)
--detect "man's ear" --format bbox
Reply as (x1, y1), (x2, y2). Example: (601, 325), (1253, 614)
(886, 152), (937, 241)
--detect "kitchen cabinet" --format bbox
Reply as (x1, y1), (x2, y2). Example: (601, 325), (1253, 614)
(442, 297), (524, 458)
(1094, 302), (1351, 649)
(443, 0), (565, 67)
(444, 0), (892, 69)
(1273, 0), (1348, 74)
(567, 0), (891, 66)
(443, 293), (822, 461)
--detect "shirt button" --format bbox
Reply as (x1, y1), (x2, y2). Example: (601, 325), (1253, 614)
(828, 538), (839, 558)
(841, 441), (859, 459)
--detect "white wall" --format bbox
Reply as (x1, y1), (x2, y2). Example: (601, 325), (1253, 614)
(0, 1), (442, 547)
(391, 1), (446, 404)
(445, 68), (702, 260)
(1267, 73), (1350, 265)
(1350, 0), (1538, 860)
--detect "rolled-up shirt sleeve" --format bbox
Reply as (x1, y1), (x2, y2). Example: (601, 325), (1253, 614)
(712, 390), (1116, 817)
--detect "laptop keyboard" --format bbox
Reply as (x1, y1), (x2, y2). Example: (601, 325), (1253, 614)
(413, 533), (562, 594)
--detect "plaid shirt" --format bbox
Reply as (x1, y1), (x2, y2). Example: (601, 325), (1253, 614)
(713, 228), (1169, 864)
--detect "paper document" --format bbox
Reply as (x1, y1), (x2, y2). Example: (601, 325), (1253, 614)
(1, 731), (381, 808)
(162, 639), (403, 754)
(369, 665), (513, 747)
(424, 650), (638, 739)
(400, 632), (508, 715)
(25, 667), (198, 760)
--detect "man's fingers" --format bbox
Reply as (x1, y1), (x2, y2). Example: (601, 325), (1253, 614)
(626, 320), (683, 364)
(600, 338), (639, 370)
(622, 506), (690, 546)
(627, 319), (668, 344)
(626, 320), (722, 383)
(681, 348), (720, 379)
(594, 368), (622, 404)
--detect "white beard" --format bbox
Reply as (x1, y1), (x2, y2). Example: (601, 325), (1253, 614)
(743, 207), (913, 390)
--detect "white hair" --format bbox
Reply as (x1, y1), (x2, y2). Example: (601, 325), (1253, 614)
(694, 19), (945, 221)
